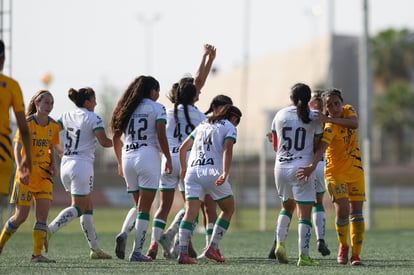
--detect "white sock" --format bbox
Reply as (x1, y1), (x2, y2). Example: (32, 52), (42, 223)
(132, 213), (150, 253)
(151, 219), (166, 242)
(276, 213), (291, 243)
(205, 223), (214, 247)
(48, 206), (79, 233)
(312, 208), (326, 240)
(121, 207), (137, 234)
(298, 219), (312, 256)
(81, 213), (99, 251)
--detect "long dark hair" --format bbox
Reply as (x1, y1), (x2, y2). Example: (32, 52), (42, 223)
(68, 87), (95, 107)
(291, 83), (311, 124)
(205, 94), (233, 115)
(208, 104), (242, 125)
(110, 75), (160, 133)
(174, 82), (197, 142)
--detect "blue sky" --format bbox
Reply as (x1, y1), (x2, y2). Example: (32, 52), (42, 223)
(7, 0), (414, 118)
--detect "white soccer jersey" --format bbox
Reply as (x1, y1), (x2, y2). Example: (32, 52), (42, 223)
(186, 119), (237, 175)
(271, 106), (323, 167)
(166, 104), (206, 154)
(58, 107), (105, 161)
(122, 98), (167, 157)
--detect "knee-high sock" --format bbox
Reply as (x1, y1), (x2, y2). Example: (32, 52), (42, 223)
(48, 206), (81, 233)
(121, 206), (137, 234)
(165, 208), (185, 238)
(0, 220), (19, 248)
(205, 223), (214, 247)
(132, 212), (150, 253)
(335, 217), (349, 247)
(298, 219), (312, 256)
(178, 220), (192, 254)
(276, 209), (292, 243)
(209, 218), (230, 249)
(312, 205), (326, 240)
(151, 218), (166, 242)
(80, 210), (99, 251)
(33, 221), (47, 256)
(349, 211), (364, 256)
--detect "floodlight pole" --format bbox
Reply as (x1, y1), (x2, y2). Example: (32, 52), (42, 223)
(137, 13), (161, 74)
(359, 0), (372, 230)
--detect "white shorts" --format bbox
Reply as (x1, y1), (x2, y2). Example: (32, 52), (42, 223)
(274, 166), (316, 203)
(123, 147), (161, 192)
(159, 153), (186, 192)
(314, 160), (326, 194)
(60, 158), (93, 196)
(184, 168), (233, 201)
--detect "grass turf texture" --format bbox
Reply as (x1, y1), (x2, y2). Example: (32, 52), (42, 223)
(0, 207), (413, 274)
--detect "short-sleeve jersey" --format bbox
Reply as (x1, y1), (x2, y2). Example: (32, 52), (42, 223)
(14, 115), (60, 191)
(186, 119), (237, 174)
(0, 74), (25, 159)
(166, 104), (206, 154)
(321, 104), (364, 180)
(122, 98), (167, 157)
(58, 107), (105, 161)
(271, 106), (323, 167)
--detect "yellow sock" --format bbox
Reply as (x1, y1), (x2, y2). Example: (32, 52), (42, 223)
(0, 220), (18, 248)
(350, 212), (365, 256)
(32, 222), (47, 256)
(335, 217), (349, 247)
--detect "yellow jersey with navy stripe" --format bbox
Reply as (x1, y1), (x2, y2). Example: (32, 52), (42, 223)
(321, 104), (364, 181)
(0, 74), (25, 165)
(14, 115), (60, 192)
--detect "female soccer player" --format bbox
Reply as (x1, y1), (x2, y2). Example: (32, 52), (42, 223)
(0, 90), (60, 263)
(271, 83), (323, 266)
(297, 88), (365, 266)
(111, 75), (172, 262)
(47, 87), (113, 259)
(177, 104), (242, 264)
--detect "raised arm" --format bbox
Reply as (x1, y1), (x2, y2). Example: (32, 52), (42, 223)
(193, 44), (216, 92)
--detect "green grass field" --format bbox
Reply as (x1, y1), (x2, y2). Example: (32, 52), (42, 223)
(0, 207), (413, 274)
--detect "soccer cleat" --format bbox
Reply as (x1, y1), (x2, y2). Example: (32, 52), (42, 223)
(146, 241), (158, 260)
(337, 245), (349, 265)
(129, 251), (153, 262)
(275, 242), (289, 264)
(159, 233), (173, 259)
(317, 239), (331, 256)
(297, 255), (319, 266)
(31, 254), (56, 263)
(115, 232), (127, 260)
(188, 239), (197, 258)
(178, 252), (197, 264)
(204, 246), (225, 262)
(350, 255), (363, 266)
(90, 249), (112, 259)
(268, 241), (276, 259)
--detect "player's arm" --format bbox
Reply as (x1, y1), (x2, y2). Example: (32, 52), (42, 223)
(156, 120), (172, 174)
(193, 44), (215, 92)
(95, 129), (113, 148)
(15, 111), (31, 173)
(297, 141), (328, 180)
(216, 139), (234, 186)
(178, 135), (193, 180)
(112, 130), (124, 177)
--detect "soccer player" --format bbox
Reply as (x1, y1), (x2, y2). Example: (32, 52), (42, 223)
(297, 88), (365, 266)
(0, 40), (31, 229)
(177, 105), (242, 264)
(271, 83), (323, 266)
(47, 87), (113, 259)
(111, 75), (172, 262)
(0, 90), (60, 262)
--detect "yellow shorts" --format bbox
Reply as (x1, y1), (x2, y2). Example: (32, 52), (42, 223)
(10, 181), (53, 206)
(325, 176), (365, 202)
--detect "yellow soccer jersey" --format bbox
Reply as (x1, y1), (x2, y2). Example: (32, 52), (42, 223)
(0, 74), (25, 161)
(321, 104), (364, 181)
(14, 115), (60, 192)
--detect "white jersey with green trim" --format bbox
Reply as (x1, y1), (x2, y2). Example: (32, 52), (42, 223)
(187, 119), (237, 174)
(58, 107), (105, 161)
(166, 104), (206, 154)
(122, 98), (167, 157)
(271, 105), (322, 167)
